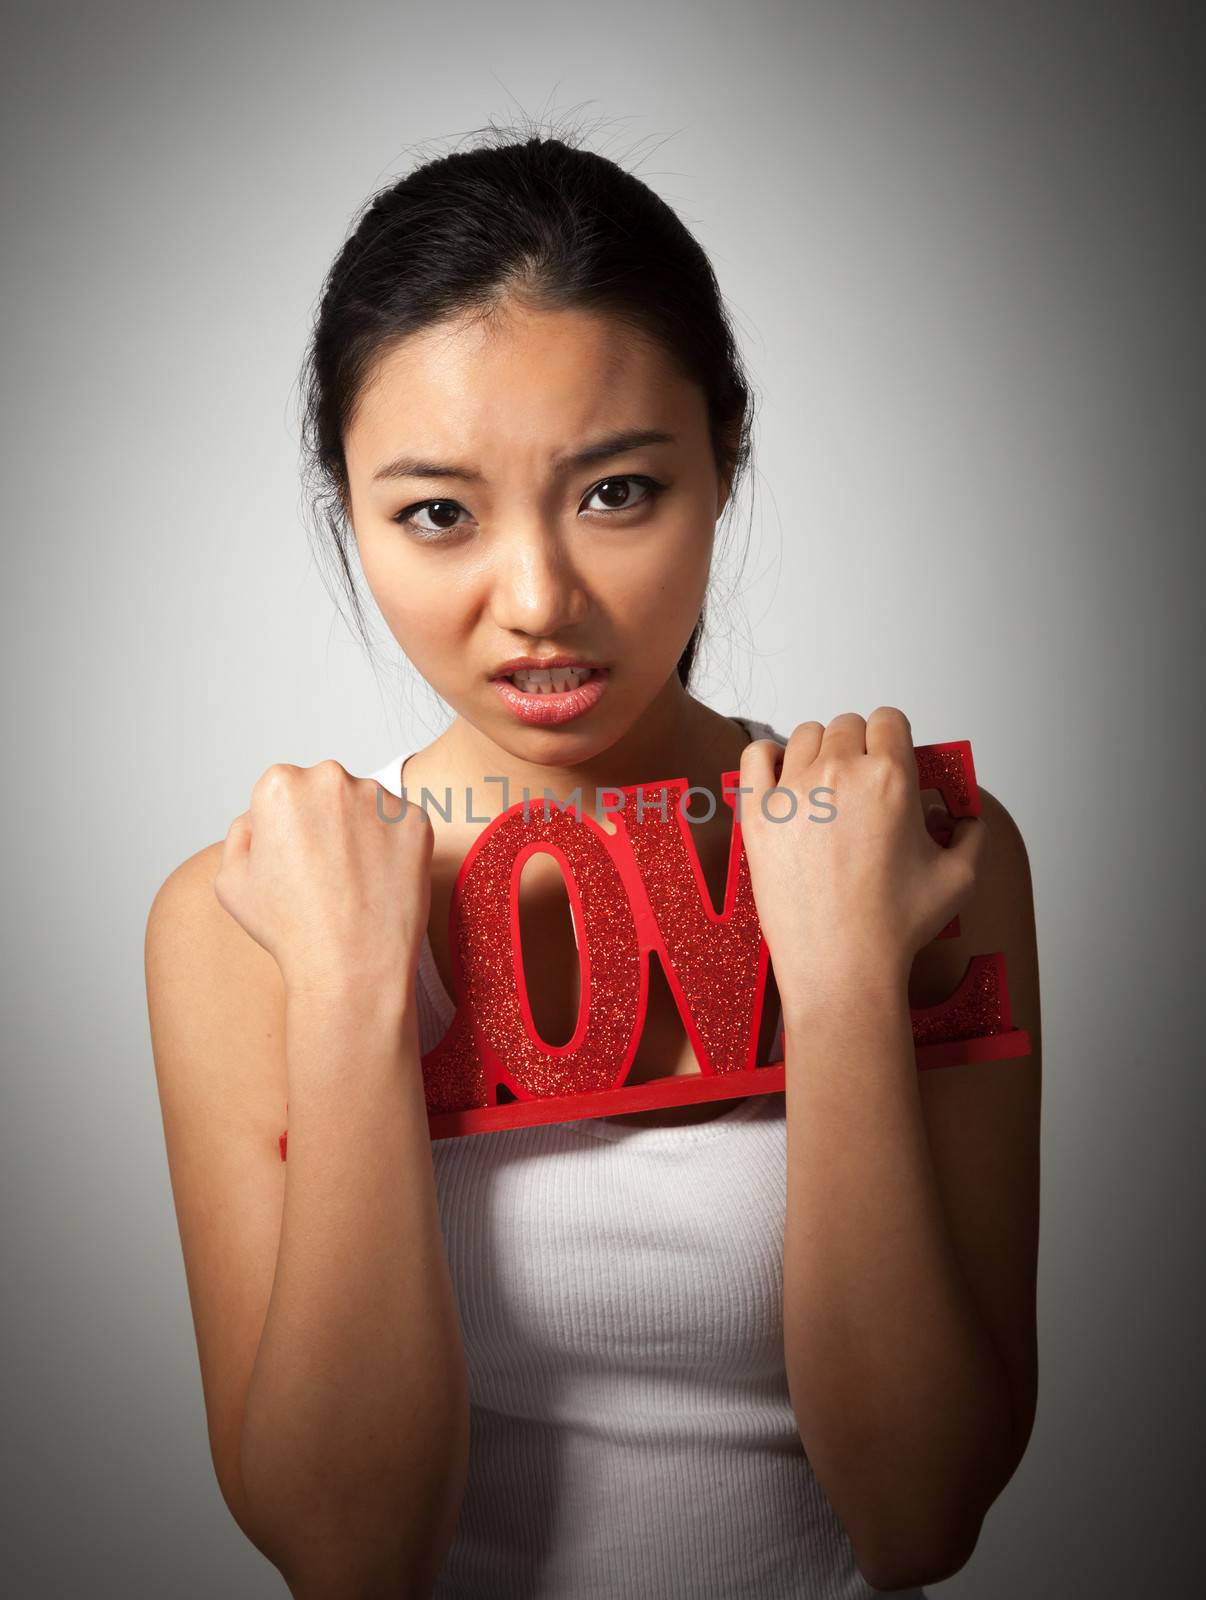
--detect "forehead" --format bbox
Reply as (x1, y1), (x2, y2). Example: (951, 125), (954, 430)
(344, 303), (700, 474)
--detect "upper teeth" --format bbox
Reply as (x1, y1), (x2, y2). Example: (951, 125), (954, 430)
(509, 666), (593, 693)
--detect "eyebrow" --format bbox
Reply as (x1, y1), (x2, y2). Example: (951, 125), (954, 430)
(371, 428), (677, 484)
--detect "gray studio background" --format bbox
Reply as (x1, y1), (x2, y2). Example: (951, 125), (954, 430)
(3, 1), (1201, 1595)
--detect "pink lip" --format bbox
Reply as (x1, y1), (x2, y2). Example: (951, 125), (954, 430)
(491, 666), (611, 725)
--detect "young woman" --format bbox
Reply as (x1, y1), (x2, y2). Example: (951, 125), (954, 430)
(145, 127), (1041, 1600)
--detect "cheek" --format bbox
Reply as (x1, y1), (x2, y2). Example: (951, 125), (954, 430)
(394, 597), (465, 669)
(360, 550), (462, 660)
(353, 528), (395, 608)
(597, 513), (711, 628)
(386, 604), (448, 660)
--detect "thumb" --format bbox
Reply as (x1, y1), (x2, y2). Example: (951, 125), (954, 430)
(215, 810), (252, 916)
(223, 809), (252, 864)
(924, 801), (953, 844)
(940, 812), (990, 889)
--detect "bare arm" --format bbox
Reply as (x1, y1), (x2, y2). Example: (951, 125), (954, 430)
(242, 979), (470, 1597)
(780, 986), (1018, 1592)
(146, 820), (470, 1597)
(780, 806), (1039, 1590)
(739, 717), (1040, 1591)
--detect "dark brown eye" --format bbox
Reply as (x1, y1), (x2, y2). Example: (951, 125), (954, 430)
(409, 499), (454, 531)
(392, 499), (470, 539)
(423, 502), (463, 527)
(582, 475), (664, 515)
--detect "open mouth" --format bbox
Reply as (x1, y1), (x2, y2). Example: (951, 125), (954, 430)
(490, 664), (612, 724)
(501, 665), (602, 694)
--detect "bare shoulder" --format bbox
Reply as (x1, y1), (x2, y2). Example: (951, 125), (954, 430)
(144, 840), (289, 1542)
(145, 839), (289, 1149)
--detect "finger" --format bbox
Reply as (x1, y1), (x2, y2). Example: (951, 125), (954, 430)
(766, 722), (819, 798)
(739, 736), (785, 784)
(924, 801), (954, 846)
(787, 717), (824, 763)
(819, 711), (867, 760)
(940, 813), (991, 892)
(865, 705), (912, 759)
(221, 810), (252, 869)
(919, 787), (944, 822)
(737, 737), (786, 816)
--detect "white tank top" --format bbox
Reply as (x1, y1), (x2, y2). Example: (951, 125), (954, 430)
(368, 719), (926, 1599)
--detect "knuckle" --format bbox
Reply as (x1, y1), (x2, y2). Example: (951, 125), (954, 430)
(739, 736), (779, 772)
(870, 704), (911, 727)
(251, 763), (295, 804)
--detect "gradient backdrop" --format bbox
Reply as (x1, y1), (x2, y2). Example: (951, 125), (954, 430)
(2, 1), (1202, 1595)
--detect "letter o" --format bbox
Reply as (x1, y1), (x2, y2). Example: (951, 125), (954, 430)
(678, 784), (717, 825)
(761, 785), (798, 823)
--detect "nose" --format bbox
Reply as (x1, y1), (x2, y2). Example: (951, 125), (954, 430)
(487, 524), (590, 640)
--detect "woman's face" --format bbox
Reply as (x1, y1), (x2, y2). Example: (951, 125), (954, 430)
(344, 300), (728, 771)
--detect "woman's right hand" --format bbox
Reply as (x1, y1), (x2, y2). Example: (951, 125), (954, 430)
(213, 759), (434, 1001)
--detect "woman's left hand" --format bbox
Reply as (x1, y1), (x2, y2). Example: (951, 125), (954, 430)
(736, 708), (990, 1012)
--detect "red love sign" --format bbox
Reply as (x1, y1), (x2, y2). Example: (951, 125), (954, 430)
(279, 739), (1030, 1155)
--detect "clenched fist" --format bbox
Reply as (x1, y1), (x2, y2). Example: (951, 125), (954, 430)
(737, 708), (989, 1011)
(214, 759), (434, 1001)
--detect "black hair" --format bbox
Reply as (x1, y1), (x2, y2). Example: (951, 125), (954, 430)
(298, 115), (756, 693)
